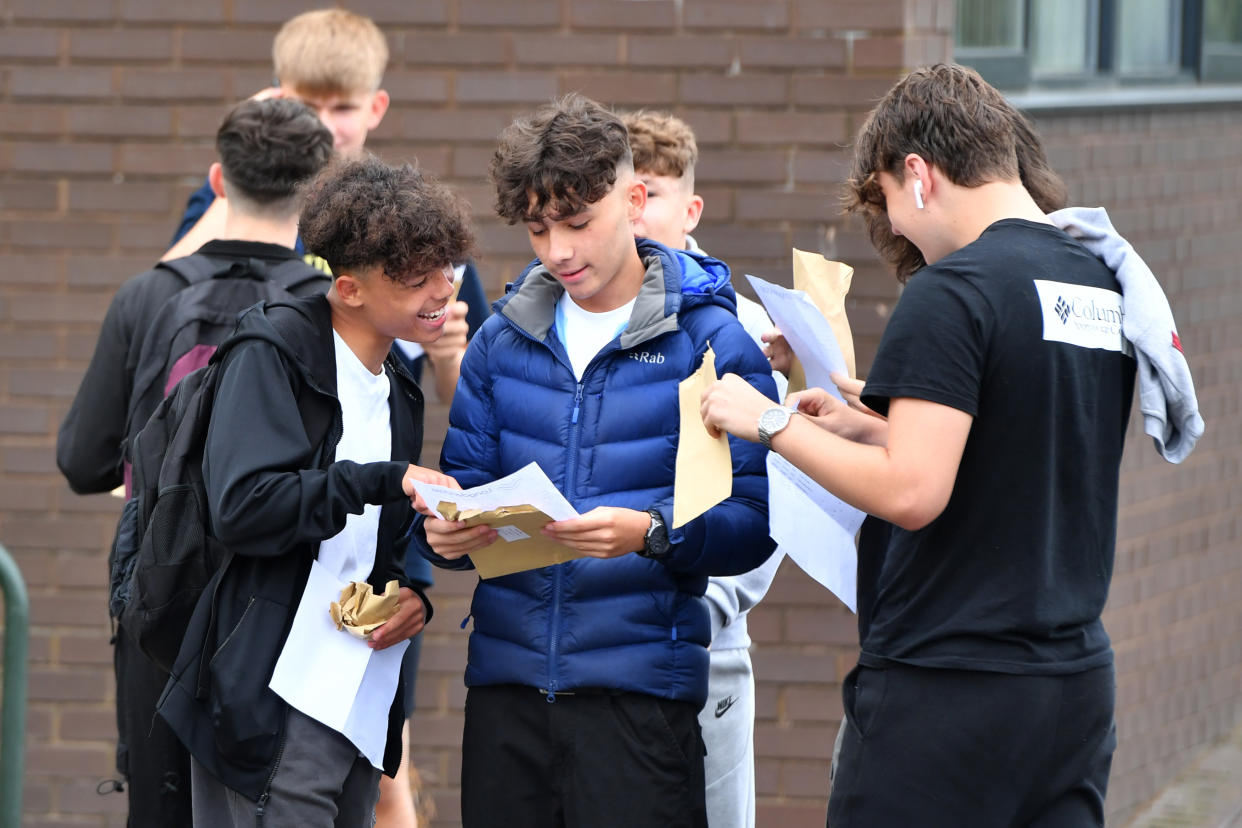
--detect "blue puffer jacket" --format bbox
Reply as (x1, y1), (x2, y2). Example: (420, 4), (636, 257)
(415, 240), (778, 706)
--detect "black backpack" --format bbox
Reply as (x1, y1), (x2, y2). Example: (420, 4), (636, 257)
(113, 305), (335, 674)
(122, 254), (329, 447)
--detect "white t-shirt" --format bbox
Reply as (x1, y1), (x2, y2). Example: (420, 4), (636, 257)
(556, 291), (635, 380)
(316, 330), (393, 583)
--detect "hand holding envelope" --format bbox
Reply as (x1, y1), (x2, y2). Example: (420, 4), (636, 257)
(329, 580), (400, 639)
(673, 345), (733, 529)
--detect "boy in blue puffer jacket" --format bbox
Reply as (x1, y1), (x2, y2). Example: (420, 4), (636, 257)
(413, 94), (777, 828)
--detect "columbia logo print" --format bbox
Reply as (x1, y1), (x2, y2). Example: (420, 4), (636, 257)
(1054, 297), (1071, 324)
(629, 351), (665, 364)
(715, 695), (737, 718)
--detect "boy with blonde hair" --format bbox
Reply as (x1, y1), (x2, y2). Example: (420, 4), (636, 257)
(624, 109), (784, 828)
(166, 8), (390, 260)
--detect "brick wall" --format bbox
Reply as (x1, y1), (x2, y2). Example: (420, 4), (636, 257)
(0, 2), (1238, 826)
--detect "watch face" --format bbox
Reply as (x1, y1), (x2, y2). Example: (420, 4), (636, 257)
(759, 407), (791, 434)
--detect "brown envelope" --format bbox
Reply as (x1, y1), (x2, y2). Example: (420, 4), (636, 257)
(786, 249), (857, 395)
(329, 579), (400, 639)
(438, 501), (586, 579)
(673, 345), (732, 529)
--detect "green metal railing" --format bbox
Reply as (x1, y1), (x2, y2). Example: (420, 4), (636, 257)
(0, 543), (28, 828)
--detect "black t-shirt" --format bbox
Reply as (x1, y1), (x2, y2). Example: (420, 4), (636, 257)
(857, 219), (1136, 675)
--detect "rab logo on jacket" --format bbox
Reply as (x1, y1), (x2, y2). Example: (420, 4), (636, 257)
(629, 351), (665, 364)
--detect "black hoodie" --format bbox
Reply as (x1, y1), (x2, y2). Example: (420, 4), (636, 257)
(158, 293), (431, 802)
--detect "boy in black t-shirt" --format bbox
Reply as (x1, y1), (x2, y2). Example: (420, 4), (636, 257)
(700, 64), (1136, 826)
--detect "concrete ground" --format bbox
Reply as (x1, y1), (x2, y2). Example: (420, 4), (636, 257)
(1126, 723), (1242, 828)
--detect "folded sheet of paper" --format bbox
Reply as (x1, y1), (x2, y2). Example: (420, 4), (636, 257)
(329, 579), (400, 639)
(673, 345), (732, 529)
(791, 250), (856, 383)
(766, 453), (865, 612)
(412, 462), (584, 579)
(270, 559), (408, 770)
(746, 273), (850, 402)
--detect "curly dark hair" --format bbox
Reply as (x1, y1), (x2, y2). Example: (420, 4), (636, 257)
(844, 64), (1067, 282)
(299, 155), (476, 283)
(491, 93), (632, 224)
(216, 97), (333, 208)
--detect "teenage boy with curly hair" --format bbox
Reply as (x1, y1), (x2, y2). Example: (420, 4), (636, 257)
(158, 157), (473, 827)
(414, 94), (777, 828)
(701, 64), (1136, 826)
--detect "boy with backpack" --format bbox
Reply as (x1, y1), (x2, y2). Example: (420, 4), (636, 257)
(158, 155), (475, 827)
(415, 94), (777, 828)
(56, 96), (333, 827)
(623, 108), (785, 828)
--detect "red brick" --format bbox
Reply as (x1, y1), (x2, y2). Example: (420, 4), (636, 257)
(175, 104), (229, 138)
(459, 0), (560, 28)
(68, 180), (173, 213)
(64, 255), (156, 288)
(116, 218), (187, 251)
(0, 180), (60, 212)
(627, 35), (736, 69)
(678, 109), (734, 144)
(67, 104), (174, 138)
(456, 72), (558, 104)
(120, 68), (228, 101)
(10, 142), (111, 175)
(751, 651), (839, 683)
(115, 144), (217, 176)
(25, 744), (113, 776)
(0, 28), (62, 60)
(402, 109), (512, 143)
(694, 225), (790, 259)
(0, 330), (60, 359)
(754, 720), (835, 759)
(0, 405), (50, 434)
(402, 33), (512, 67)
(791, 149), (854, 185)
(685, 1), (790, 30)
(59, 778), (131, 815)
(0, 481), (54, 511)
(60, 708), (119, 741)
(452, 145), (498, 179)
(793, 0), (908, 31)
(383, 70), (451, 104)
(70, 28), (174, 61)
(514, 34), (623, 67)
(10, 67), (114, 100)
(120, 0), (224, 22)
(792, 74), (898, 107)
(738, 190), (835, 221)
(560, 72), (677, 106)
(348, 0), (450, 25)
(10, 0), (114, 22)
(228, 0), (318, 24)
(697, 148), (788, 183)
(5, 220), (112, 251)
(739, 36), (847, 69)
(0, 104), (64, 136)
(571, 1), (677, 30)
(58, 633), (114, 665)
(8, 369), (92, 399)
(756, 801), (828, 826)
(736, 111), (848, 145)
(179, 28), (273, 63)
(5, 515), (110, 551)
(852, 36), (905, 70)
(680, 74), (789, 107)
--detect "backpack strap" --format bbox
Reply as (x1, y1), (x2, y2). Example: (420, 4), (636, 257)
(155, 254), (223, 286)
(264, 258), (331, 294)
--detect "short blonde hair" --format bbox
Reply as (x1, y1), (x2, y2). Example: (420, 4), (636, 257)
(622, 110), (698, 185)
(273, 9), (388, 97)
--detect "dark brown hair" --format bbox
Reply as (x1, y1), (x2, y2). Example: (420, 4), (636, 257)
(216, 97), (333, 209)
(622, 109), (698, 181)
(491, 93), (633, 224)
(846, 64), (1068, 282)
(299, 155), (475, 283)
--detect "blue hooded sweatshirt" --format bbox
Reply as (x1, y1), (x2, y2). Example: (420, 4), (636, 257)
(415, 239), (777, 705)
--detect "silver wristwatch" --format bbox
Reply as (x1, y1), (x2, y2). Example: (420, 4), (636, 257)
(757, 406), (798, 449)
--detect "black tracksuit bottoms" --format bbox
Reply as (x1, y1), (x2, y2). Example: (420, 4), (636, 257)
(461, 683), (708, 828)
(828, 662), (1116, 828)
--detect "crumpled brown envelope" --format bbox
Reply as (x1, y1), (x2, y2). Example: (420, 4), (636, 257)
(329, 579), (400, 639)
(786, 248), (857, 395)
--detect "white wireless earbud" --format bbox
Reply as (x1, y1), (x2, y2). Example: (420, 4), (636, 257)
(913, 179), (925, 210)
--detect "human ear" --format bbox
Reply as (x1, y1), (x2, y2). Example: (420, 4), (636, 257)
(683, 194), (704, 234)
(367, 89), (390, 130)
(334, 273), (365, 307)
(626, 178), (647, 220)
(208, 162), (226, 198)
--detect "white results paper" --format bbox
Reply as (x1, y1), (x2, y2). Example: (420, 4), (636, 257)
(745, 274), (850, 401)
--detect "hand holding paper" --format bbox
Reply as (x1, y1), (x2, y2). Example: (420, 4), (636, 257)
(403, 464), (460, 516)
(330, 580), (399, 639)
